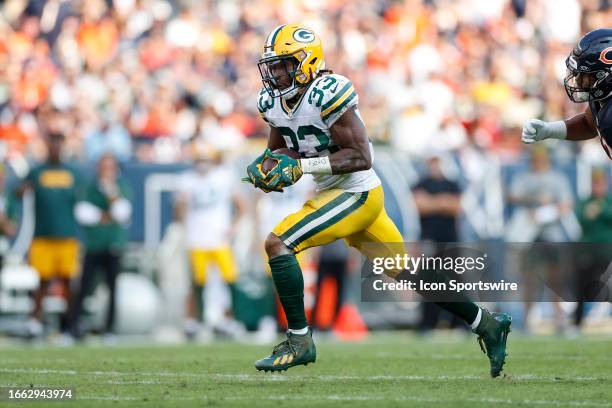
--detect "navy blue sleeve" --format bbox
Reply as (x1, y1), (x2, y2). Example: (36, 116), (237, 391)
(591, 100), (612, 158)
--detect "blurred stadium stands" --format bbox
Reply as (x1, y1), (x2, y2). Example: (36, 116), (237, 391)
(1, 0), (611, 162)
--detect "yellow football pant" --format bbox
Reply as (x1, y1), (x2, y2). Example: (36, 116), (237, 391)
(272, 185), (404, 265)
(29, 238), (80, 280)
(190, 246), (238, 285)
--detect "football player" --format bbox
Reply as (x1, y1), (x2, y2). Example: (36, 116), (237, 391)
(522, 29), (612, 157)
(176, 142), (246, 338)
(246, 24), (511, 377)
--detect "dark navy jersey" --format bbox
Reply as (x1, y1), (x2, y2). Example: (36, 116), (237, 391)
(589, 98), (612, 159)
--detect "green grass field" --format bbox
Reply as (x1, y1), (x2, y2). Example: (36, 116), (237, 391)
(0, 333), (611, 407)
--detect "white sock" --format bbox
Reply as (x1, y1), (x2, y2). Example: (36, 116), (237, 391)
(470, 308), (483, 330)
(289, 327), (309, 335)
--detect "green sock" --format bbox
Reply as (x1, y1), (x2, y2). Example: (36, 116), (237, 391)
(228, 283), (238, 314)
(269, 254), (307, 330)
(435, 302), (479, 325)
(413, 261), (480, 325)
(193, 285), (204, 322)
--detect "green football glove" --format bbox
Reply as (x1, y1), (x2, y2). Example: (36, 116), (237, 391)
(263, 149), (303, 191)
(242, 149), (303, 193)
(242, 149), (285, 193)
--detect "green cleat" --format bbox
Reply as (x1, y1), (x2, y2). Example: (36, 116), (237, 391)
(255, 329), (316, 372)
(473, 310), (512, 378)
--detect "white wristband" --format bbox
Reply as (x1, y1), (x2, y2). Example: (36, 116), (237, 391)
(547, 120), (567, 140)
(300, 157), (332, 175)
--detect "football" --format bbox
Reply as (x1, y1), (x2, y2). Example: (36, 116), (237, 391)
(261, 148), (300, 174)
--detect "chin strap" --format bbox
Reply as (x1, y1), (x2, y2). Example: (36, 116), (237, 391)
(280, 85), (300, 100)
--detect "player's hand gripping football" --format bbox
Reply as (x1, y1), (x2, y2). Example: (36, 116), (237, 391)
(521, 119), (567, 144)
(243, 149), (303, 193)
(243, 150), (275, 192)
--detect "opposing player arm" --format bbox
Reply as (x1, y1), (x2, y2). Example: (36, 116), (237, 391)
(300, 107), (371, 175)
(564, 107), (598, 141)
(522, 107), (598, 144)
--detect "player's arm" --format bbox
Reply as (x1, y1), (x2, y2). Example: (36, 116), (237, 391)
(0, 194), (17, 237)
(173, 191), (188, 222)
(14, 182), (30, 198)
(14, 169), (34, 198)
(522, 106), (598, 144)
(565, 107), (598, 140)
(258, 87), (285, 151)
(267, 126), (287, 150)
(413, 190), (461, 216)
(229, 191), (247, 239)
(300, 107), (371, 175)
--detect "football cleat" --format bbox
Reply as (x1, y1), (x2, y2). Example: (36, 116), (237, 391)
(255, 329), (316, 372)
(473, 310), (512, 378)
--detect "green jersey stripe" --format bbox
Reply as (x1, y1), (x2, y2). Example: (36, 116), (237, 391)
(320, 82), (353, 111)
(321, 91), (357, 122)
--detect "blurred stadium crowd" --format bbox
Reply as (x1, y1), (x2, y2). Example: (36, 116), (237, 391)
(1, 0), (611, 164)
(1, 0), (612, 342)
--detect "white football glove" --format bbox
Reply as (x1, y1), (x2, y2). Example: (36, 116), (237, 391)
(521, 119), (567, 144)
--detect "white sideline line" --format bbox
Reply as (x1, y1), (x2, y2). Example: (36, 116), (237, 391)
(0, 367), (609, 383)
(75, 394), (612, 407)
(104, 380), (161, 385)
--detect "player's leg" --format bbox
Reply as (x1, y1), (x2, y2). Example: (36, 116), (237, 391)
(103, 251), (120, 335)
(70, 252), (98, 338)
(212, 247), (239, 314)
(212, 247), (245, 337)
(255, 233), (314, 371)
(256, 189), (374, 371)
(57, 239), (79, 332)
(346, 197), (512, 377)
(28, 239), (54, 337)
(186, 250), (207, 338)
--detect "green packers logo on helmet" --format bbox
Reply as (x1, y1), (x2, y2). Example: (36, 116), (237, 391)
(293, 28), (315, 43)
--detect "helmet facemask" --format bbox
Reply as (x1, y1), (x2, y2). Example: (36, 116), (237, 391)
(564, 58), (612, 103)
(258, 51), (309, 99)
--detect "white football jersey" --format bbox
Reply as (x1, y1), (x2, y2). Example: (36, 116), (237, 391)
(258, 73), (381, 192)
(177, 167), (235, 249)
